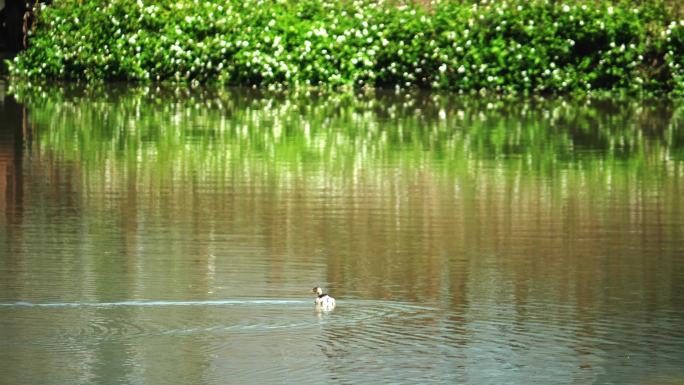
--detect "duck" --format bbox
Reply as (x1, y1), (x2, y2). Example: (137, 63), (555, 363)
(312, 287), (335, 310)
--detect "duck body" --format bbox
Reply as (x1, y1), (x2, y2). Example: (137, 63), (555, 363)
(312, 287), (336, 311)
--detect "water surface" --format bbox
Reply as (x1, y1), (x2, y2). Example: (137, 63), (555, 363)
(1, 83), (683, 384)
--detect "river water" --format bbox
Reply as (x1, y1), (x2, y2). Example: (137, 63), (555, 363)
(1, 83), (683, 384)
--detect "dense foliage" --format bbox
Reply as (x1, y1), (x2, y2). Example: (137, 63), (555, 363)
(7, 0), (684, 95)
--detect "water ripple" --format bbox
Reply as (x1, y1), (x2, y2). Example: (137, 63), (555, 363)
(0, 298), (438, 339)
(2, 298), (683, 385)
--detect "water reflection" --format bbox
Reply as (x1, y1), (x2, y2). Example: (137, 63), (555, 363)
(1, 82), (683, 384)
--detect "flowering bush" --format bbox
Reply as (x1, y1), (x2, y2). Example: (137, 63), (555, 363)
(7, 0), (684, 94)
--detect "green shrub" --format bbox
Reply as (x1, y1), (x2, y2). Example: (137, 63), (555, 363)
(7, 0), (684, 95)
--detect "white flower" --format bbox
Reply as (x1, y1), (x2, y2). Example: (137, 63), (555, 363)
(439, 64), (447, 73)
(314, 27), (328, 37)
(562, 4), (570, 12)
(457, 65), (465, 74)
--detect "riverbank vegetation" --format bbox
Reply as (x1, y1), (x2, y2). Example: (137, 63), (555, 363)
(7, 0), (684, 95)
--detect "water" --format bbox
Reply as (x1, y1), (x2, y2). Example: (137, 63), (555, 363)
(1, 83), (684, 384)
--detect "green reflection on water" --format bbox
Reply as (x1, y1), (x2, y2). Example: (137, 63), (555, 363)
(9, 83), (684, 185)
